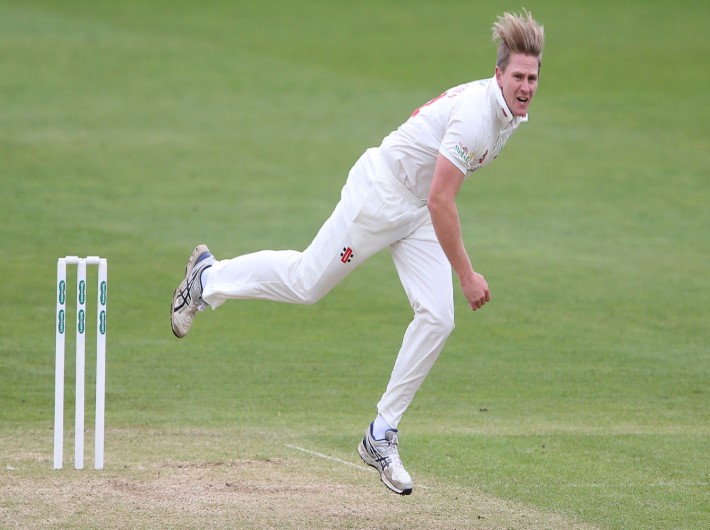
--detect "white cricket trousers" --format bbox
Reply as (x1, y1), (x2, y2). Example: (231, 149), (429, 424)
(202, 148), (455, 427)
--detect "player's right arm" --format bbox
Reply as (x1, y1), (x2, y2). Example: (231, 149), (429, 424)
(427, 154), (490, 311)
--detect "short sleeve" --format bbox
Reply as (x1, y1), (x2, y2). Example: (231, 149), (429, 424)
(439, 99), (486, 174)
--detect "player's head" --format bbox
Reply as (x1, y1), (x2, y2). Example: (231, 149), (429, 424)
(492, 10), (545, 117)
(492, 10), (545, 73)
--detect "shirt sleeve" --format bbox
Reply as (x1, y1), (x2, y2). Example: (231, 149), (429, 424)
(439, 99), (486, 175)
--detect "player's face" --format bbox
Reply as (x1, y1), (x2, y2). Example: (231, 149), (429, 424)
(496, 53), (539, 117)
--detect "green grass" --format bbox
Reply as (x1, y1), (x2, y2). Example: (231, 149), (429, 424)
(1, 0), (708, 528)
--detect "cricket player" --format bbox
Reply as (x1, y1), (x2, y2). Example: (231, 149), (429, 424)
(171, 10), (544, 495)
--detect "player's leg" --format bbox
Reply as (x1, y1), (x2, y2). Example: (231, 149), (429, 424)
(199, 150), (403, 309)
(359, 219), (454, 494)
(171, 148), (414, 338)
(170, 186), (368, 337)
(378, 219), (454, 427)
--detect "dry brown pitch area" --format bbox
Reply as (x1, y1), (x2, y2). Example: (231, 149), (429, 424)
(1, 428), (596, 529)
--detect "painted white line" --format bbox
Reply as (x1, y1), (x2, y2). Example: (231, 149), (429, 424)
(284, 443), (430, 490)
(553, 482), (710, 489)
(285, 444), (369, 472)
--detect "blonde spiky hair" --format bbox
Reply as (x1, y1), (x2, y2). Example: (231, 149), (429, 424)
(492, 9), (545, 71)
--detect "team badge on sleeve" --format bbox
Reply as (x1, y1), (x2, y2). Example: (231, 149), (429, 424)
(454, 142), (476, 166)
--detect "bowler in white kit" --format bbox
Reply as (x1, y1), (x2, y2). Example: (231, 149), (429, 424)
(172, 10), (545, 495)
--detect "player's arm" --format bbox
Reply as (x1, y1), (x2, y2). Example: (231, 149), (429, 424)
(428, 154), (490, 311)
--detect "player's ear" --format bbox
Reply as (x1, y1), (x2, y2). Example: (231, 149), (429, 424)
(495, 66), (503, 88)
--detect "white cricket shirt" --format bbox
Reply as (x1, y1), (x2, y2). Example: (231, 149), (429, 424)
(379, 76), (527, 200)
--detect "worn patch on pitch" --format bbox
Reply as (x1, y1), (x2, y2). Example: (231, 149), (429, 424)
(2, 459), (597, 529)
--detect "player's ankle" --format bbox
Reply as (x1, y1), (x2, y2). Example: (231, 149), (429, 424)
(372, 413), (394, 440)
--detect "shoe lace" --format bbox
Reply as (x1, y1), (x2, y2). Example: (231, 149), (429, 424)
(387, 434), (404, 468)
(189, 261), (212, 310)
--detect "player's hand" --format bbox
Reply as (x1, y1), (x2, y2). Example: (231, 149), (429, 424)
(461, 272), (490, 311)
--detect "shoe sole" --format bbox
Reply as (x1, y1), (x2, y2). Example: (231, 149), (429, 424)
(357, 441), (413, 496)
(170, 244), (209, 338)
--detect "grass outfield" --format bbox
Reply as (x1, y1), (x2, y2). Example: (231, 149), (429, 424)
(1, 0), (708, 528)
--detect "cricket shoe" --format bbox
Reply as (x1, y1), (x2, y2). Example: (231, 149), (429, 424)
(358, 424), (413, 495)
(171, 244), (215, 338)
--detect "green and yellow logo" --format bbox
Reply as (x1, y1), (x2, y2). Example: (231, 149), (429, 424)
(100, 281), (107, 306)
(58, 309), (65, 334)
(99, 310), (107, 335)
(78, 309), (85, 334)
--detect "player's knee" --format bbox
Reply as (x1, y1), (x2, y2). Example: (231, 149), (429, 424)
(295, 280), (329, 305)
(421, 308), (455, 338)
(291, 273), (330, 305)
(436, 314), (456, 337)
(299, 290), (324, 305)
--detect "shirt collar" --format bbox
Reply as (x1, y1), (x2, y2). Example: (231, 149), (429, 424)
(490, 77), (528, 127)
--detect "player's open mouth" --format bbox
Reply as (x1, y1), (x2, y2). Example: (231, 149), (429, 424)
(517, 97), (528, 104)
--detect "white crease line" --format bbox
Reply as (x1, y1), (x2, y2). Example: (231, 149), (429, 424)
(285, 443), (370, 471)
(284, 443), (430, 490)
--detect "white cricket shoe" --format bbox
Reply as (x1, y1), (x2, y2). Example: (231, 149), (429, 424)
(171, 244), (214, 338)
(358, 424), (413, 495)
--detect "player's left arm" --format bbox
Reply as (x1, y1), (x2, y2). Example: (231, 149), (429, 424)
(428, 154), (490, 311)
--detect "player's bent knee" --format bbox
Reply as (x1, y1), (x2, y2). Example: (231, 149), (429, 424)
(300, 292), (323, 305)
(436, 317), (455, 338)
(419, 309), (455, 338)
(295, 286), (329, 305)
